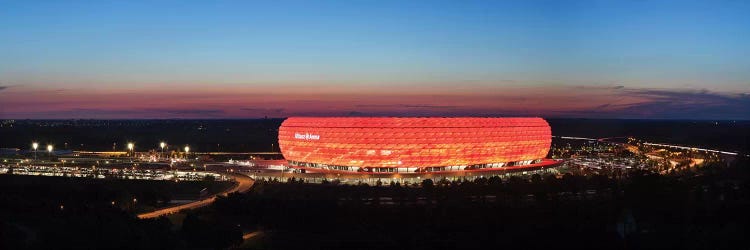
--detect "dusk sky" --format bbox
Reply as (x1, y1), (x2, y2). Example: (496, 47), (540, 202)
(1, 0), (749, 119)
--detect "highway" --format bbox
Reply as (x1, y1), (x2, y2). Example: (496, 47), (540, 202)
(137, 173), (254, 219)
(243, 231), (262, 240)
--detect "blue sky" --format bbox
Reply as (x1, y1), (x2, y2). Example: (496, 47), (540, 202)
(1, 0), (749, 119)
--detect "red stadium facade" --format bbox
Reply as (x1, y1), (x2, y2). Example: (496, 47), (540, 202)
(278, 117), (556, 175)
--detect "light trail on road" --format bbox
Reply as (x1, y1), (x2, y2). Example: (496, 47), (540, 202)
(641, 142), (744, 156)
(137, 173), (254, 219)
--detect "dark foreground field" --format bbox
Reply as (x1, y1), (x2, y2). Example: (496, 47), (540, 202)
(0, 175), (234, 249)
(2, 156), (748, 249)
(212, 157), (747, 250)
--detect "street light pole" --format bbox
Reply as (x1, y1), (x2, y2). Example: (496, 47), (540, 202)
(32, 142), (38, 160)
(160, 142), (166, 159)
(127, 142), (134, 158)
(46, 144), (53, 157)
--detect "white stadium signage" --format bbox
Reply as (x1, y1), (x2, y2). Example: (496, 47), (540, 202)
(294, 132), (320, 140)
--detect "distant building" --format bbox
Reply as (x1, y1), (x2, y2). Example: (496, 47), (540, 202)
(278, 117), (556, 175)
(0, 148), (20, 156)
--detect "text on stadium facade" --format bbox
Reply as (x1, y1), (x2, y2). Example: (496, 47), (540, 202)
(294, 132), (320, 140)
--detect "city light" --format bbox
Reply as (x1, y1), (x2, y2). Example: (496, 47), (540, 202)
(184, 146), (190, 154)
(32, 142), (39, 159)
(46, 144), (53, 156)
(160, 142), (167, 159)
(126, 142), (135, 158)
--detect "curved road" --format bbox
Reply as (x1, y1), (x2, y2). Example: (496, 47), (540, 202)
(138, 173), (254, 219)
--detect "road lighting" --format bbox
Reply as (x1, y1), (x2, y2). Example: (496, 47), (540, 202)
(127, 142), (134, 157)
(160, 142), (166, 159)
(184, 145), (190, 159)
(46, 144), (53, 157)
(32, 142), (38, 160)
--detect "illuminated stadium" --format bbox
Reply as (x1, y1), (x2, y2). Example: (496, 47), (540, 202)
(278, 117), (557, 175)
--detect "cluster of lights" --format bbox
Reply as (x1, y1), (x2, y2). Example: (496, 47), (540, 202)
(26, 141), (193, 159)
(30, 142), (54, 155)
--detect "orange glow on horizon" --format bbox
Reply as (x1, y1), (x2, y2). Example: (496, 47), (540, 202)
(0, 83), (653, 118)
